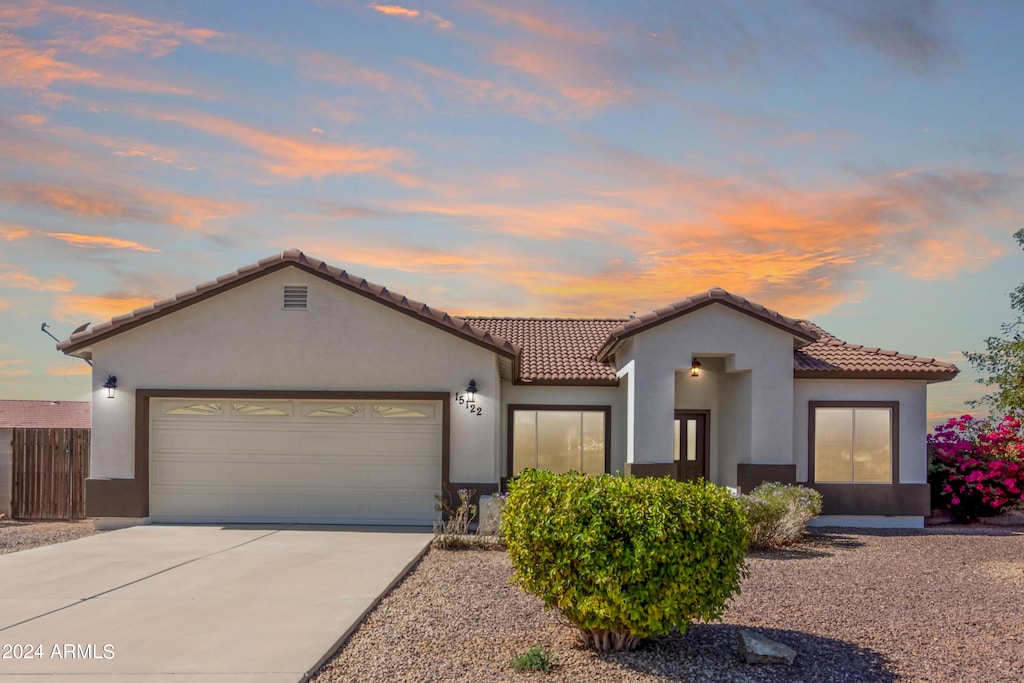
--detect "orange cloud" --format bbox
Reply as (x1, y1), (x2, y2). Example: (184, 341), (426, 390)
(54, 292), (157, 324)
(46, 362), (91, 377)
(2, 2), (226, 58)
(0, 359), (29, 377)
(44, 232), (160, 252)
(0, 265), (75, 292)
(299, 52), (427, 102)
(1, 182), (249, 229)
(462, 1), (599, 45)
(140, 108), (418, 183)
(0, 223), (33, 241)
(408, 61), (559, 115)
(368, 3), (454, 29)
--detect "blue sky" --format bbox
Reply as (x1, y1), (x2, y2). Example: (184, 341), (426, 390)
(1, 0), (1022, 424)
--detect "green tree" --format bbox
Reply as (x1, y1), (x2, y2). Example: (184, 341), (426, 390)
(964, 228), (1024, 414)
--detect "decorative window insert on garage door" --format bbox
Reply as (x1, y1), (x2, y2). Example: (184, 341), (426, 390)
(149, 397), (443, 525)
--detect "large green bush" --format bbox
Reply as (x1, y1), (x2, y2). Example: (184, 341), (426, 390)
(739, 482), (822, 550)
(501, 470), (749, 652)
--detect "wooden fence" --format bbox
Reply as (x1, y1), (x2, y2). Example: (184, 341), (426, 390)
(11, 428), (90, 520)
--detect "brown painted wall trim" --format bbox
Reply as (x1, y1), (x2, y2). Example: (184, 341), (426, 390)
(94, 389), (452, 519)
(808, 483), (930, 516)
(85, 477), (148, 518)
(736, 464), (796, 494)
(514, 378), (619, 387)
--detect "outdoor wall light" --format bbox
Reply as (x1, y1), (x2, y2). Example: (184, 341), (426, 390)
(103, 374), (118, 398)
(465, 379), (478, 403)
(690, 360), (702, 378)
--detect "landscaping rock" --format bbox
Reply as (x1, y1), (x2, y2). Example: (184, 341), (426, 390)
(738, 629), (797, 666)
(981, 509), (1024, 526)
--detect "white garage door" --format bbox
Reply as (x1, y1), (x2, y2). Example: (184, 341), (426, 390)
(150, 398), (442, 525)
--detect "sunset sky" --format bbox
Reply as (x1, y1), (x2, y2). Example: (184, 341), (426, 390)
(1, 0), (1022, 424)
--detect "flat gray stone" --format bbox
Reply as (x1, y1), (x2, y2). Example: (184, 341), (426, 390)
(738, 629), (797, 666)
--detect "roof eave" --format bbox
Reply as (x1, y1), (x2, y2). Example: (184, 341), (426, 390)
(794, 369), (960, 384)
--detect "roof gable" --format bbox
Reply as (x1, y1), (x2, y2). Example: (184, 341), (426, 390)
(595, 287), (819, 362)
(58, 250), (521, 363)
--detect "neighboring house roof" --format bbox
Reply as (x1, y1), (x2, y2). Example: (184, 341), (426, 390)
(57, 250), (521, 367)
(793, 324), (959, 382)
(57, 250), (958, 385)
(0, 400), (91, 429)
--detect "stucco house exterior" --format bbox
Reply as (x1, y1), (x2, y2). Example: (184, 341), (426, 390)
(58, 250), (957, 528)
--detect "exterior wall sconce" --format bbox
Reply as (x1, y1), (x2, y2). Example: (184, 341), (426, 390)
(690, 361), (702, 378)
(465, 379), (478, 403)
(103, 374), (118, 398)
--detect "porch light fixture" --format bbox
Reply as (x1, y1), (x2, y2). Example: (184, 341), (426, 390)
(465, 379), (478, 403)
(690, 360), (702, 378)
(102, 374), (118, 399)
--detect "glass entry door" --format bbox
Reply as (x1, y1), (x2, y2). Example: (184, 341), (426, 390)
(674, 410), (709, 482)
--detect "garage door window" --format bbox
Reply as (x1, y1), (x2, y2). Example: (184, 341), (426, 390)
(305, 404), (362, 418)
(232, 402), (291, 416)
(164, 402), (222, 415)
(374, 404), (433, 419)
(509, 406), (610, 476)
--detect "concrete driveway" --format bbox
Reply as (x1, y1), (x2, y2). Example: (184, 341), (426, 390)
(0, 524), (432, 682)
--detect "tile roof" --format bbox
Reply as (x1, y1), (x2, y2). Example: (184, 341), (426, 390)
(465, 318), (622, 383)
(596, 287), (819, 361)
(58, 250), (520, 362)
(793, 324), (959, 382)
(0, 400), (91, 429)
(56, 251), (957, 386)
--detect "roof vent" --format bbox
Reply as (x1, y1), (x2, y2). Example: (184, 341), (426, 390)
(283, 285), (308, 310)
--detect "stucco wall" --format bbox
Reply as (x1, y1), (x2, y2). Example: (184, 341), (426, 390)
(792, 379), (929, 483)
(0, 427), (11, 517)
(84, 267), (502, 484)
(619, 304), (798, 470)
(500, 383), (625, 474)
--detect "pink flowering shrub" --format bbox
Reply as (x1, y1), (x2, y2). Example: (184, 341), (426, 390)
(928, 414), (1024, 521)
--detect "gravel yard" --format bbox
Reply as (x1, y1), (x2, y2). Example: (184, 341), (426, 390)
(312, 527), (1024, 683)
(0, 519), (102, 555)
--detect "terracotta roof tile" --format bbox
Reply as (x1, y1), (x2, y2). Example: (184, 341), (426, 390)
(0, 400), (91, 429)
(794, 324), (958, 382)
(467, 318), (622, 383)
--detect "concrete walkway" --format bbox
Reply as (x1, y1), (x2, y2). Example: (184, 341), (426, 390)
(0, 524), (432, 682)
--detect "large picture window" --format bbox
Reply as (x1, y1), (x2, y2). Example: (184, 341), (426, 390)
(509, 405), (610, 476)
(811, 402), (897, 484)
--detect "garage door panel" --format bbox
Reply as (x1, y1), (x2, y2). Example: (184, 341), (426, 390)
(150, 398), (443, 524)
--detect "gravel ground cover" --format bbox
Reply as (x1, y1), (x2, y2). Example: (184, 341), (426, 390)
(0, 519), (102, 555)
(312, 527), (1024, 683)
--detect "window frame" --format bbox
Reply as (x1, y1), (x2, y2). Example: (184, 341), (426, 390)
(808, 401), (899, 485)
(506, 404), (612, 478)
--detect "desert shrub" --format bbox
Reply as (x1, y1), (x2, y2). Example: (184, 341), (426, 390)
(509, 646), (555, 672)
(928, 414), (1024, 521)
(433, 488), (476, 549)
(501, 470), (749, 652)
(739, 483), (822, 550)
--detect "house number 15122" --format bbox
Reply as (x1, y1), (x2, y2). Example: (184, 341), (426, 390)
(454, 394), (483, 416)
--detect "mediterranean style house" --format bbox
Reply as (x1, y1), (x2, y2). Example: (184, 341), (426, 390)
(58, 250), (957, 528)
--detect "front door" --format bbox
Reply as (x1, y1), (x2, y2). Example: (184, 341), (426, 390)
(675, 410), (709, 482)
